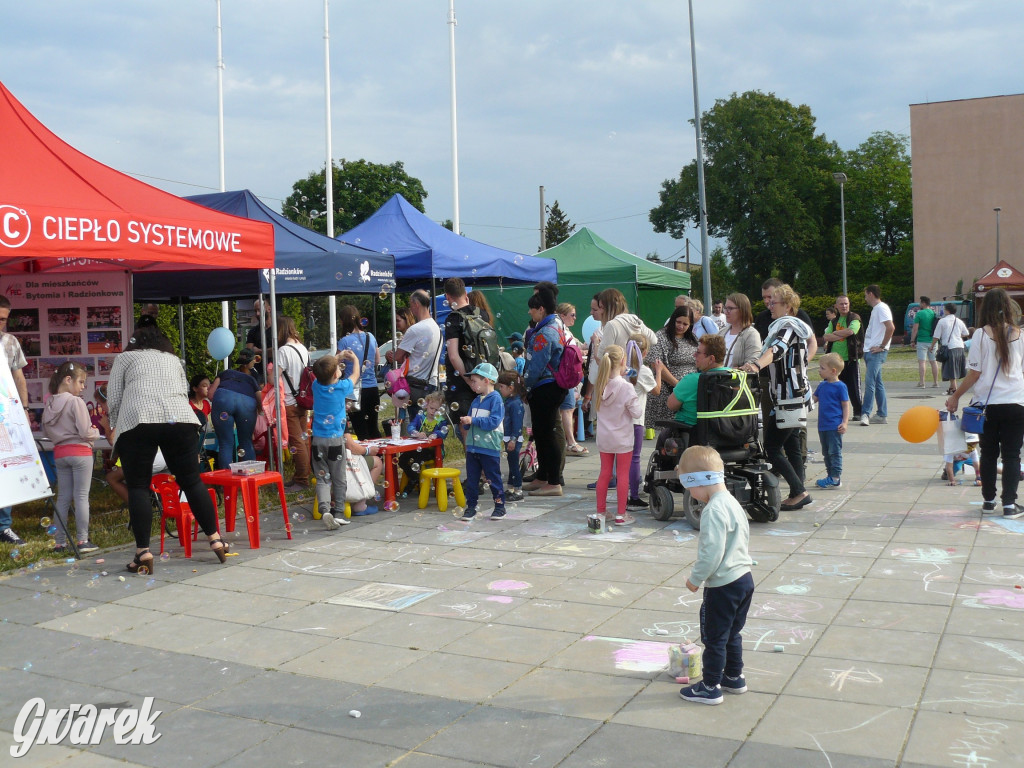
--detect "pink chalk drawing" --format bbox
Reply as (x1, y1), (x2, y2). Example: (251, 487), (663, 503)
(486, 595), (515, 603)
(971, 589), (1024, 609)
(487, 579), (531, 592)
(583, 635), (674, 673)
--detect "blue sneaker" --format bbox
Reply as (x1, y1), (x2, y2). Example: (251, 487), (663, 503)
(490, 506), (506, 519)
(720, 674), (747, 694)
(679, 680), (722, 705)
(815, 477), (841, 489)
(460, 508), (478, 521)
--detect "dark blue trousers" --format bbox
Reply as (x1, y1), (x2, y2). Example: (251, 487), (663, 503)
(699, 571), (755, 687)
(464, 451), (504, 510)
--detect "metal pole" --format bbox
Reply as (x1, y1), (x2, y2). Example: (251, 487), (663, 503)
(995, 207), (1002, 264)
(839, 179), (848, 294)
(177, 301), (187, 367)
(216, 0), (231, 367)
(270, 276), (283, 476)
(539, 185), (546, 251)
(448, 0), (461, 234)
(687, 0), (712, 309)
(324, 0), (339, 354)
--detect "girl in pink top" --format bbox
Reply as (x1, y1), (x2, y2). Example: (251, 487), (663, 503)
(42, 361), (100, 553)
(594, 345), (642, 525)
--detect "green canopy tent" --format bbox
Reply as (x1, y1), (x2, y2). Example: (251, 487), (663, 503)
(477, 227), (691, 342)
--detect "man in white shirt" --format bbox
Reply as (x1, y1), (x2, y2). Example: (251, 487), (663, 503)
(861, 284), (895, 426)
(0, 296), (29, 545)
(710, 300), (728, 330)
(391, 290), (441, 420)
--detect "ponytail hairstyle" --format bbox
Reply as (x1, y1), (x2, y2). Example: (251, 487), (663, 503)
(594, 344), (625, 412)
(626, 333), (648, 385)
(497, 369), (527, 400)
(48, 361), (86, 395)
(978, 287), (1018, 375)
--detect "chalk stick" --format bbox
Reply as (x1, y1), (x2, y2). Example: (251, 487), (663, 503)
(773, 644), (785, 652)
(675, 676), (689, 684)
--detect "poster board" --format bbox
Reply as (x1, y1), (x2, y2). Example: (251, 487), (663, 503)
(0, 271), (131, 435)
(0, 344), (52, 505)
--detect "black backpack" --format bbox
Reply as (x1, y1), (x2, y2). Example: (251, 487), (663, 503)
(459, 307), (501, 368)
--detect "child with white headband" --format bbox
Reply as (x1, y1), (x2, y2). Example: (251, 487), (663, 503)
(677, 445), (755, 706)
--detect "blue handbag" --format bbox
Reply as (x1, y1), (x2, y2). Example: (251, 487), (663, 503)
(961, 376), (997, 434)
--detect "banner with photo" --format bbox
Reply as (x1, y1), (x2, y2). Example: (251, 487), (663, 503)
(0, 271), (131, 434)
(0, 345), (52, 505)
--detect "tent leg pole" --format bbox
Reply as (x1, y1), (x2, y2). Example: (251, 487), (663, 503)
(177, 301), (186, 367)
(269, 278), (284, 478)
(221, 300), (230, 368)
(391, 292), (398, 370)
(329, 295), (337, 354)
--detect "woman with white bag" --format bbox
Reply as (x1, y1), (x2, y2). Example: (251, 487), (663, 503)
(946, 287), (1024, 518)
(742, 283), (814, 512)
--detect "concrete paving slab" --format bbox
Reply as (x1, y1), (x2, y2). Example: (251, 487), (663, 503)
(490, 668), (645, 720)
(193, 669), (358, 726)
(556, 722), (740, 768)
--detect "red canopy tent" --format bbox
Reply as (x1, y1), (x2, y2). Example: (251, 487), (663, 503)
(0, 81), (273, 273)
(973, 260), (1024, 316)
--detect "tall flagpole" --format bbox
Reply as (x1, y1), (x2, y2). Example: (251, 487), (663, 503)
(216, 0), (231, 361)
(447, 0), (461, 235)
(324, 0), (338, 352)
(687, 0), (712, 308)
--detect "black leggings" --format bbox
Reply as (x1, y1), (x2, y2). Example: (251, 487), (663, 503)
(980, 403), (1024, 506)
(118, 423), (219, 550)
(528, 382), (568, 485)
(350, 385), (382, 440)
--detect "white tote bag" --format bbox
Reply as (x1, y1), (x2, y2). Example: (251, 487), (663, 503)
(937, 415), (968, 455)
(345, 454), (376, 502)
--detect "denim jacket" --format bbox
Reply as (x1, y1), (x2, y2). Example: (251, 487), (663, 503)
(524, 315), (564, 389)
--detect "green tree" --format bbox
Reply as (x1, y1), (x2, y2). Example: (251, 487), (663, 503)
(543, 200), (575, 249)
(684, 248), (737, 303)
(842, 131), (913, 261)
(282, 158), (428, 235)
(650, 91), (840, 295)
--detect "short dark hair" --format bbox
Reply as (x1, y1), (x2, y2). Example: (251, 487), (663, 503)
(313, 354), (339, 385)
(126, 325), (175, 354)
(410, 290), (431, 309)
(865, 284), (881, 299)
(944, 303), (957, 314)
(919, 296), (930, 306)
(0, 296), (11, 310)
(444, 277), (466, 299)
(528, 288), (556, 315)
(761, 278), (783, 291)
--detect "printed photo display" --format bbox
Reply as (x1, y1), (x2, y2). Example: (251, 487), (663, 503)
(0, 272), (132, 431)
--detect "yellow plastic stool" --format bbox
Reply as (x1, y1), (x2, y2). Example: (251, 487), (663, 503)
(418, 467), (466, 512)
(311, 477), (351, 520)
(399, 460), (435, 495)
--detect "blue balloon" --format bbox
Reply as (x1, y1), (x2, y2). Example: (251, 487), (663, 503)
(206, 327), (236, 360)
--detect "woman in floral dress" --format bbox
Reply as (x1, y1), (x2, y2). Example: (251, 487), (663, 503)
(645, 306), (698, 429)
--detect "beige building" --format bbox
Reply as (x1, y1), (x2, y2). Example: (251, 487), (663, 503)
(910, 93), (1024, 303)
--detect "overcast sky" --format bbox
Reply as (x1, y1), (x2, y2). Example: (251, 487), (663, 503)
(2, 1), (1021, 265)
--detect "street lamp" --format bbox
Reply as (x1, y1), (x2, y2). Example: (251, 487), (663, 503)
(833, 172), (848, 295)
(994, 207), (1002, 264)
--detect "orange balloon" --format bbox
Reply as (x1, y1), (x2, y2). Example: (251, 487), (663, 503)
(898, 405), (940, 443)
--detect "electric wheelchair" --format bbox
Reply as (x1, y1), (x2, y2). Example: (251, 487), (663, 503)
(643, 368), (781, 529)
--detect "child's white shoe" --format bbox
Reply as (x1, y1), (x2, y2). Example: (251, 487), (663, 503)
(322, 511), (340, 530)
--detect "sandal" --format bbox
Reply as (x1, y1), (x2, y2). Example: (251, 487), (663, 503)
(126, 549), (155, 575)
(567, 444), (590, 456)
(210, 538), (230, 563)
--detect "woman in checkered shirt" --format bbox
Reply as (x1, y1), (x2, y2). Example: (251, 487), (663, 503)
(107, 326), (231, 575)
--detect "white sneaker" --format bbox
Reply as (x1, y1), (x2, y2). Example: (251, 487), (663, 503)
(322, 511), (340, 530)
(860, 414), (870, 427)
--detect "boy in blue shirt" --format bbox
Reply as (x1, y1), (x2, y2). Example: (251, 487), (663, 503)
(677, 445), (754, 706)
(813, 353), (851, 489)
(458, 362), (506, 521)
(497, 370), (527, 501)
(310, 349), (361, 530)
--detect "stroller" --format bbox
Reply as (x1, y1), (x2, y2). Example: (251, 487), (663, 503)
(643, 369), (781, 529)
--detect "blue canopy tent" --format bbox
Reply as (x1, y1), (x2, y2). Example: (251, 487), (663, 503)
(134, 189), (394, 300)
(339, 193), (556, 287)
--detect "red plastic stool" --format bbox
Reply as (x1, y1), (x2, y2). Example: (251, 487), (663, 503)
(151, 476), (219, 558)
(200, 469), (290, 549)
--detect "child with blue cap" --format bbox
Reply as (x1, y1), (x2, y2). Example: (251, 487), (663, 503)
(458, 362), (506, 520)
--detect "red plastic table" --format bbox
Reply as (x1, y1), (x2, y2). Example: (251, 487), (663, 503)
(359, 437), (443, 508)
(200, 469), (291, 548)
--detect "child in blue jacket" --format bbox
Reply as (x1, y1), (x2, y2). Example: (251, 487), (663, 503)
(497, 370), (526, 501)
(458, 363), (505, 521)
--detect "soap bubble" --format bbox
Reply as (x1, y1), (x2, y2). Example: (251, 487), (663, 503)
(328, 386), (335, 393)
(47, 525), (57, 536)
(10, 549), (21, 561)
(472, 269), (477, 275)
(379, 291), (387, 300)
(450, 402), (459, 412)
(452, 506), (464, 517)
(417, 398), (426, 407)
(442, 300), (450, 308)
(160, 552), (170, 562)
(323, 414), (335, 425)
(360, 317), (369, 327)
(411, 463), (421, 472)
(323, 473), (330, 481)
(382, 480), (390, 488)
(237, 448), (246, 457)
(39, 516), (51, 527)
(297, 513), (306, 522)
(375, 405), (383, 412)
(336, 272), (344, 280)
(385, 501), (399, 512)
(137, 565), (149, 576)
(220, 412), (229, 421)
(129, 337), (136, 344)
